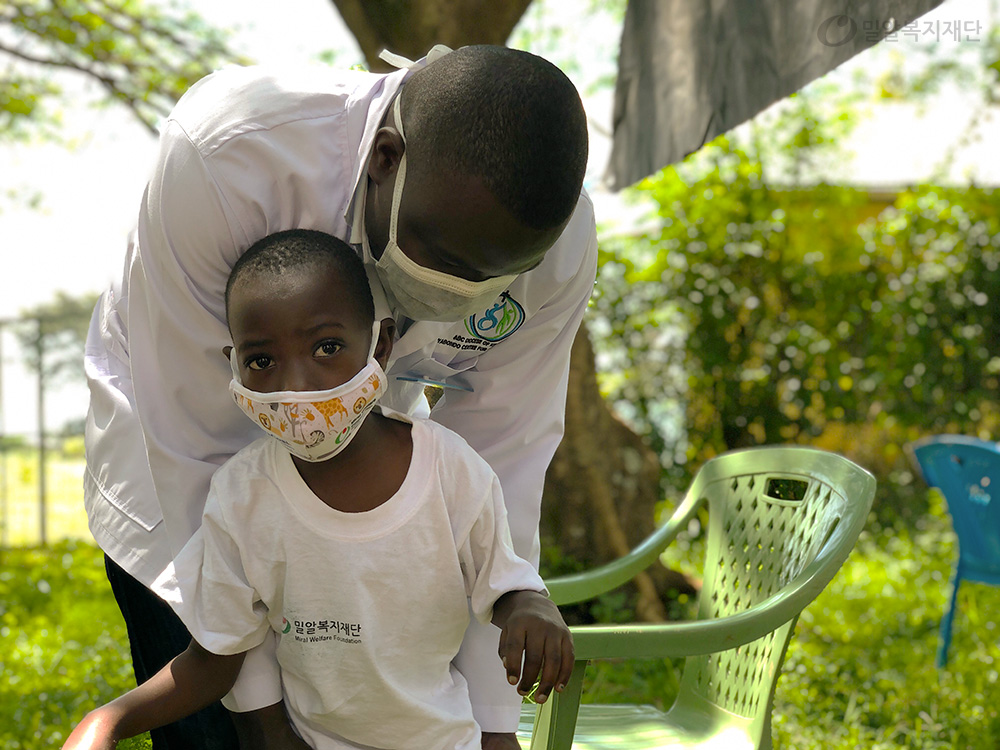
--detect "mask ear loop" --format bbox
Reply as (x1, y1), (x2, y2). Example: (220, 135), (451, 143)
(229, 346), (243, 384)
(393, 93), (405, 141)
(387, 112), (407, 247)
(368, 320), (382, 361)
(386, 94), (407, 250)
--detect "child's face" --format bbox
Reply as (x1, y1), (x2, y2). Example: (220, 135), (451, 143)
(228, 264), (372, 394)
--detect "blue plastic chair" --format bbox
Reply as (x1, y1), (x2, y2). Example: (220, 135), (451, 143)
(907, 435), (1000, 668)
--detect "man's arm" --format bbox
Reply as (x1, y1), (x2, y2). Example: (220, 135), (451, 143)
(63, 641), (244, 750)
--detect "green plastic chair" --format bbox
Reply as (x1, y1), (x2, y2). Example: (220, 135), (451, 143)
(518, 446), (876, 750)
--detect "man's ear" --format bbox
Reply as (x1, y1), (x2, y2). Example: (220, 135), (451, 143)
(367, 126), (405, 186)
(374, 317), (396, 368)
(222, 345), (233, 361)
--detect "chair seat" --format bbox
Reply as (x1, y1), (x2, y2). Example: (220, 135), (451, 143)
(517, 703), (756, 750)
(962, 562), (1000, 587)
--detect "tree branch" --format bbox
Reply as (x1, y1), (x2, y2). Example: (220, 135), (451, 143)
(0, 39), (159, 134)
(0, 0), (242, 139)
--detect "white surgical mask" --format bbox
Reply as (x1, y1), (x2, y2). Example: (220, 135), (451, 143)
(229, 322), (386, 462)
(368, 95), (517, 322)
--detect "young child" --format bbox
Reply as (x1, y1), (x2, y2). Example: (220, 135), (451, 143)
(64, 229), (573, 750)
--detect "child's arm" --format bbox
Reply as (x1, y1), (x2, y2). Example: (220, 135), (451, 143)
(63, 640), (245, 750)
(492, 590), (574, 705)
(459, 467), (575, 706)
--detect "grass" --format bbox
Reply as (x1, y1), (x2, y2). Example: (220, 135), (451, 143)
(773, 513), (1000, 749)
(0, 450), (151, 749)
(2, 454), (998, 748)
(0, 542), (151, 750)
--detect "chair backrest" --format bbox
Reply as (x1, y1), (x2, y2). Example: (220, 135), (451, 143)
(909, 435), (1000, 575)
(673, 447), (874, 742)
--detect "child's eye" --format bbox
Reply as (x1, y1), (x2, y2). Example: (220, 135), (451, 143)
(245, 355), (273, 371)
(315, 341), (343, 357)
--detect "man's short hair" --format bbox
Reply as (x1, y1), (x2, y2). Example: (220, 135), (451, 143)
(226, 229), (374, 327)
(401, 45), (588, 232)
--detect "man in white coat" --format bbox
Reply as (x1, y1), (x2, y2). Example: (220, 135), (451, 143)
(83, 44), (596, 750)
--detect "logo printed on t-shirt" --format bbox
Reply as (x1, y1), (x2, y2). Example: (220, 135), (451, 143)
(287, 617), (362, 644)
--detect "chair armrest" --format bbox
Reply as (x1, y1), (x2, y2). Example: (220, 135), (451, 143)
(570, 616), (784, 661)
(546, 493), (704, 606)
(568, 512), (864, 659)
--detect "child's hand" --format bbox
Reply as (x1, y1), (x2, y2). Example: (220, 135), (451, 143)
(62, 708), (121, 750)
(494, 591), (574, 704)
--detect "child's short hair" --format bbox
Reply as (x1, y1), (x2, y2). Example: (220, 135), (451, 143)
(226, 229), (375, 328)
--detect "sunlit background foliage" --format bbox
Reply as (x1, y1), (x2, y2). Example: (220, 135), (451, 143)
(2, 0), (1000, 748)
(592, 90), (1000, 531)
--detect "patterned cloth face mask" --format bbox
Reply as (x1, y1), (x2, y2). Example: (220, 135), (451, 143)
(369, 95), (517, 323)
(228, 321), (386, 462)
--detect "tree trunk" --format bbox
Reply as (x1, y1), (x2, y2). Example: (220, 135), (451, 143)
(542, 323), (698, 623)
(329, 0), (533, 70)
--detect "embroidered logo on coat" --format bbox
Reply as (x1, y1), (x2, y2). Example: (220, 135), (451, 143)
(464, 292), (525, 343)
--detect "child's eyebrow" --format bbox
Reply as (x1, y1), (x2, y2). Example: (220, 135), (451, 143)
(238, 337), (273, 349)
(304, 322), (347, 334)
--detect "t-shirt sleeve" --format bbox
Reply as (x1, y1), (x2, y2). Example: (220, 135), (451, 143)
(460, 473), (548, 625)
(152, 485), (270, 656)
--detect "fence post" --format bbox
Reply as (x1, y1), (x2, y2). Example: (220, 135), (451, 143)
(0, 323), (6, 549)
(36, 318), (47, 546)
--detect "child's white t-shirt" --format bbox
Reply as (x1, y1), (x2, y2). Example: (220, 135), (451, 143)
(153, 412), (546, 750)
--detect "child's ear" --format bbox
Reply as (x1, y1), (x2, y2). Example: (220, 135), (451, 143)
(222, 345), (233, 361)
(374, 317), (395, 368)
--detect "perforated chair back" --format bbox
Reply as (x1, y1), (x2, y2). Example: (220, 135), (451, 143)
(908, 435), (1000, 666)
(670, 449), (860, 745)
(521, 447), (875, 750)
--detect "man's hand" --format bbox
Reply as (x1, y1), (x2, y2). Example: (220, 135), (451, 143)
(493, 590), (574, 704)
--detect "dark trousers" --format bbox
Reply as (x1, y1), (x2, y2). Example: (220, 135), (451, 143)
(104, 554), (240, 750)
